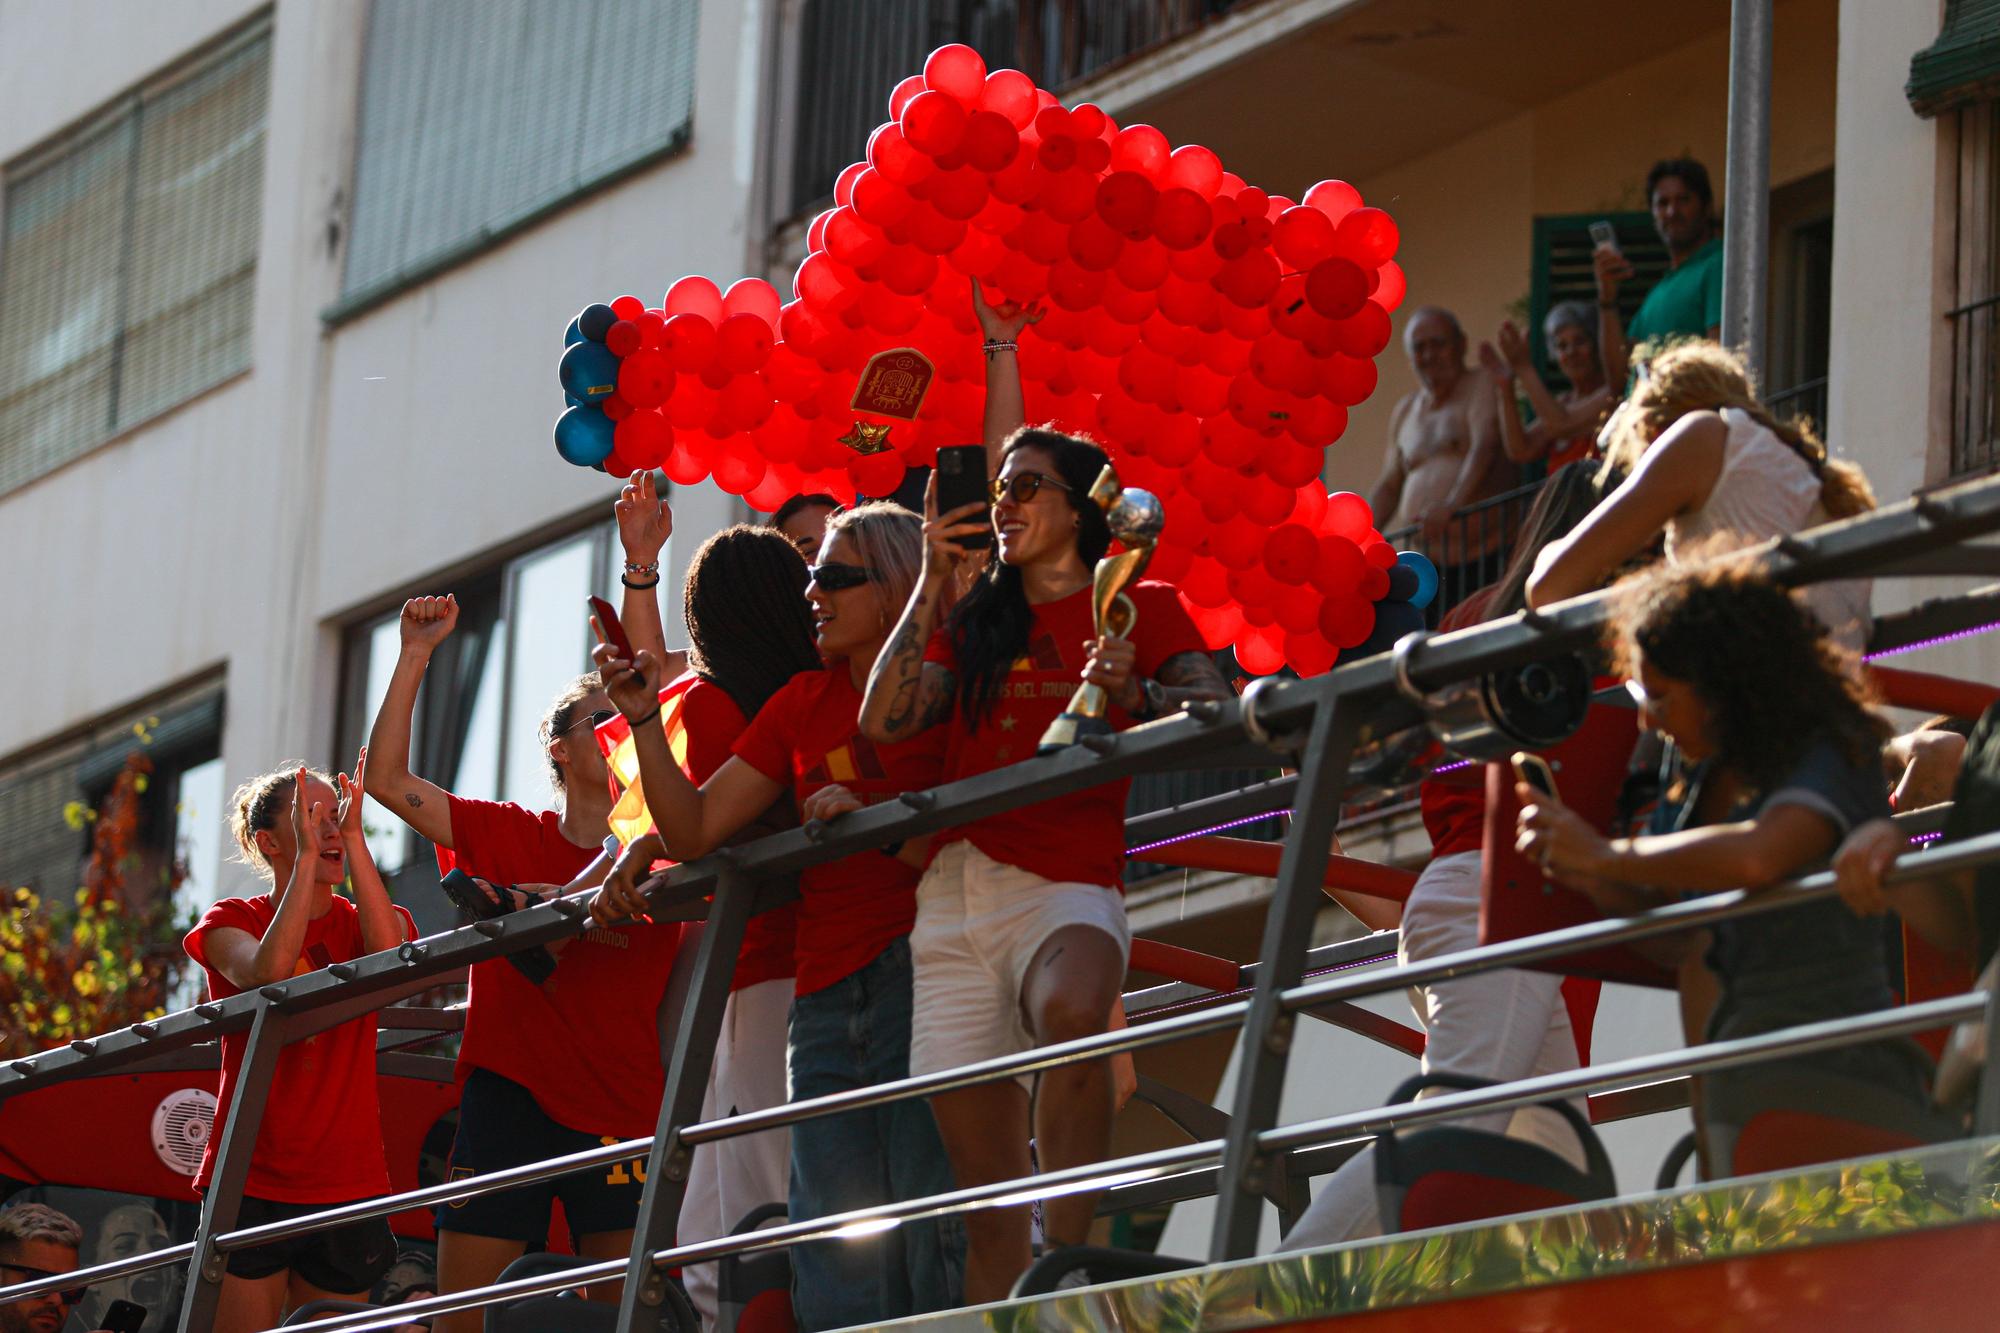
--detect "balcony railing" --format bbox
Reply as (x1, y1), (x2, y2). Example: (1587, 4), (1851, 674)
(1381, 478), (1545, 624)
(790, 0), (1252, 214)
(1949, 293), (2000, 477)
(1767, 374), (1829, 435)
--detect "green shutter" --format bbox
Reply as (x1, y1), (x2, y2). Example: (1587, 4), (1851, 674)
(1908, 0), (2000, 118)
(1526, 211), (1664, 390)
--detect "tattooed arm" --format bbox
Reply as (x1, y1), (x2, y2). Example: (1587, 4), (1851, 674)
(363, 595), (458, 848)
(1098, 648), (1232, 719)
(861, 474), (981, 742)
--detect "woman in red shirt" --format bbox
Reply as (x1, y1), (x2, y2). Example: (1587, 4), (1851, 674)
(856, 429), (1229, 1301)
(184, 754), (416, 1332)
(596, 502), (961, 1329)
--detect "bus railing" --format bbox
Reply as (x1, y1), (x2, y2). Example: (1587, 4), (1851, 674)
(7, 473), (2000, 1329)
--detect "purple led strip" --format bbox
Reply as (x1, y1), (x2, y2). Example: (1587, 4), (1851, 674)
(1864, 618), (2000, 661)
(1128, 809), (1288, 857)
(1909, 830), (1945, 846)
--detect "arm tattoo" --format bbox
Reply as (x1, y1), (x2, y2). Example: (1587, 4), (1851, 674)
(403, 792), (423, 809)
(1155, 650), (1230, 702)
(877, 618), (929, 736)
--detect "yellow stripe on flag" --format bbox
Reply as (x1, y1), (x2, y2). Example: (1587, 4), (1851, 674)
(597, 685), (692, 850)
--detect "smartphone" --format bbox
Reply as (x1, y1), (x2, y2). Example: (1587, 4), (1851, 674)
(587, 595), (634, 660)
(1588, 219), (1620, 254)
(1512, 751), (1560, 802)
(934, 445), (993, 550)
(102, 1301), (148, 1333)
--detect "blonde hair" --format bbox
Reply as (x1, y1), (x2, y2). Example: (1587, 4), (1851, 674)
(824, 501), (926, 631)
(1603, 341), (1875, 520)
(228, 763), (335, 883)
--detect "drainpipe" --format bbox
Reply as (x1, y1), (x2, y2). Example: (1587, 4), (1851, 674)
(1721, 0), (1773, 382)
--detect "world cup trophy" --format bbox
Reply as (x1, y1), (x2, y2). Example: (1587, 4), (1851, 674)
(1038, 464), (1165, 754)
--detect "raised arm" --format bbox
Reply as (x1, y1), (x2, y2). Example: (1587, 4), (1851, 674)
(363, 596), (458, 848)
(861, 475), (980, 742)
(614, 470), (686, 678)
(590, 642), (787, 861)
(203, 772), (333, 989)
(1594, 243), (1634, 390)
(1480, 342), (1545, 465)
(973, 279), (1044, 470)
(1524, 411), (1726, 608)
(336, 747), (415, 953)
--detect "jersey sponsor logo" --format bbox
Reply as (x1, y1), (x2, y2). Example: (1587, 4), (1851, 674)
(803, 734), (890, 786)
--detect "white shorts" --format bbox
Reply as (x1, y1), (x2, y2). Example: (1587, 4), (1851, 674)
(908, 841), (1132, 1079)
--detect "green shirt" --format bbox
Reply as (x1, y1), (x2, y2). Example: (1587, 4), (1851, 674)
(1628, 236), (1723, 345)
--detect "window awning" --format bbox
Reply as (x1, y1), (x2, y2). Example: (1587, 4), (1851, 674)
(1908, 0), (2000, 117)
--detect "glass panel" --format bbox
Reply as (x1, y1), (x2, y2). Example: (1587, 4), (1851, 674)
(452, 613), (506, 807)
(500, 534), (595, 809)
(356, 616), (414, 872)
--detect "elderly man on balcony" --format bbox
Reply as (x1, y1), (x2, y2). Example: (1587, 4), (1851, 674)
(1365, 306), (1512, 617)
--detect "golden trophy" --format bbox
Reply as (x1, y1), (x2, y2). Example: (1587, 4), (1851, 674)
(1038, 464), (1166, 754)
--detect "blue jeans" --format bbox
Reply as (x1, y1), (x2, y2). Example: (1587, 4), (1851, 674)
(787, 936), (964, 1330)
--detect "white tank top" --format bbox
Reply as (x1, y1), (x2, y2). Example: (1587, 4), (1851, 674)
(1665, 407), (1874, 653)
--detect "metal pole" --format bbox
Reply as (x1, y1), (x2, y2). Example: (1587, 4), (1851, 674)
(613, 865), (760, 1331)
(1722, 0), (1773, 378)
(1208, 699), (1362, 1260)
(178, 1002), (290, 1332)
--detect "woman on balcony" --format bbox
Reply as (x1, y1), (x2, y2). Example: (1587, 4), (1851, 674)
(185, 756), (415, 1332)
(591, 502), (964, 1330)
(1523, 341), (1875, 652)
(1517, 563), (1944, 1174)
(1481, 302), (1612, 473)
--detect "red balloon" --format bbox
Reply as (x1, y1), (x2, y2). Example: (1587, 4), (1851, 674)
(610, 294), (645, 322)
(1195, 602), (1246, 651)
(1034, 165), (1097, 222)
(1364, 539), (1397, 569)
(851, 170), (914, 227)
(1228, 564), (1282, 609)
(616, 351), (675, 409)
(833, 162), (865, 207)
(901, 91), (968, 157)
(1285, 628), (1338, 677)
(1241, 476), (1294, 527)
(1066, 214), (1125, 271)
(1157, 275), (1216, 327)
(906, 205), (967, 254)
(1323, 492), (1374, 541)
(1336, 206), (1400, 266)
(665, 379), (717, 431)
(605, 320), (642, 358)
(664, 438), (712, 487)
(848, 449), (907, 496)
(718, 375), (773, 432)
(1318, 353), (1378, 406)
(1266, 440), (1326, 488)
(825, 207), (887, 267)
(661, 315), (716, 373)
(1360, 564), (1392, 601)
(1181, 557), (1232, 608)
(1237, 628), (1286, 676)
(888, 75), (927, 120)
(929, 165), (990, 220)
(1096, 172), (1158, 239)
(1306, 258), (1370, 320)
(1069, 103), (1108, 140)
(960, 111), (1020, 173)
(633, 310), (667, 349)
(1303, 178), (1362, 225)
(601, 393), (633, 423)
(1371, 259), (1408, 312)
(1109, 124), (1170, 181)
(924, 43), (987, 105)
(715, 448), (767, 496)
(1318, 594), (1375, 649)
(1211, 514), (1268, 570)
(1311, 534), (1366, 595)
(869, 123), (934, 187)
(715, 313), (774, 373)
(1273, 207), (1337, 270)
(613, 409), (673, 467)
(1048, 260), (1106, 313)
(979, 69), (1037, 128)
(878, 246), (938, 296)
(1335, 302), (1392, 358)
(1163, 144), (1223, 199)
(1218, 251), (1280, 308)
(1152, 188), (1211, 251)
(665, 277), (723, 323)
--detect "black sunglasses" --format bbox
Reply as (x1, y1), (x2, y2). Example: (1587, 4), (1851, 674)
(989, 471), (1072, 505)
(807, 562), (876, 591)
(0, 1264), (86, 1306)
(563, 708), (619, 735)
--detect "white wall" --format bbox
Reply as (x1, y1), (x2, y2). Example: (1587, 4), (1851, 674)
(0, 0), (761, 897)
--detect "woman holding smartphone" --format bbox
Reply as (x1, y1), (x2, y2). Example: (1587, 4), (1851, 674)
(184, 754), (415, 1332)
(595, 502), (962, 1329)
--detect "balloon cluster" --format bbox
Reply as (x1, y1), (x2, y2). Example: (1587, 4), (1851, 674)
(554, 43), (1408, 674)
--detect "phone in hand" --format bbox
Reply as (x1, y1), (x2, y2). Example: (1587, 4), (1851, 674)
(587, 595), (634, 661)
(934, 445), (993, 550)
(102, 1300), (148, 1333)
(1512, 751), (1560, 802)
(1588, 219), (1621, 254)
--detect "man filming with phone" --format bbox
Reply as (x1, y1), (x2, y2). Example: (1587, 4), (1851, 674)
(0, 1203), (125, 1333)
(1595, 156), (1724, 387)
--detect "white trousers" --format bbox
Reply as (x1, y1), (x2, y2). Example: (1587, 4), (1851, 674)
(1280, 851), (1583, 1248)
(679, 976), (794, 1327)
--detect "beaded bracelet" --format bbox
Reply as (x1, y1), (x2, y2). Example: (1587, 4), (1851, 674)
(623, 558), (660, 577)
(982, 339), (1019, 356)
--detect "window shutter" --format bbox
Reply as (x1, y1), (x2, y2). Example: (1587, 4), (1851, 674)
(1908, 0), (2000, 119)
(1527, 211), (1667, 389)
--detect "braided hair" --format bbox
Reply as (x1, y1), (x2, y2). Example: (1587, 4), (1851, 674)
(948, 427), (1112, 729)
(684, 524), (822, 718)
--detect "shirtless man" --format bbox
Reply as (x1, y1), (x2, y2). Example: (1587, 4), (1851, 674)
(1366, 307), (1510, 590)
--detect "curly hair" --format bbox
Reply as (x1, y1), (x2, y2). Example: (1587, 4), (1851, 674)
(684, 524), (822, 718)
(228, 763), (337, 882)
(948, 427), (1112, 728)
(1601, 340), (1875, 520)
(1610, 561), (1888, 796)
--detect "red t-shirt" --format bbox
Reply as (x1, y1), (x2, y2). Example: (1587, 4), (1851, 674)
(733, 667), (945, 996)
(1418, 592), (1495, 858)
(185, 893), (416, 1202)
(443, 797), (679, 1138)
(923, 580), (1206, 888)
(673, 677), (798, 994)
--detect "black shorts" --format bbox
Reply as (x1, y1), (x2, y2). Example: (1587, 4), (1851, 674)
(435, 1068), (648, 1242)
(226, 1195), (396, 1293)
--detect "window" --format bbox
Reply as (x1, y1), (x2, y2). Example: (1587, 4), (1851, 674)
(1525, 211), (1668, 391)
(0, 21), (269, 495)
(334, 518), (655, 926)
(0, 685), (225, 907)
(335, 0), (700, 318)
(1948, 99), (1999, 477)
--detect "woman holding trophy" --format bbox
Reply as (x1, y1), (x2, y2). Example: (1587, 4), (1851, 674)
(859, 295), (1230, 1300)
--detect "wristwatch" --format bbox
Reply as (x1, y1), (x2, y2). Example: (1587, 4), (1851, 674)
(1132, 677), (1168, 721)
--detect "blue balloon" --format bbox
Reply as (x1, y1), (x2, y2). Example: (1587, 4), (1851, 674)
(1352, 599), (1426, 660)
(1396, 551), (1440, 610)
(577, 303), (617, 343)
(564, 316), (584, 346)
(558, 340), (620, 404)
(554, 405), (616, 467)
